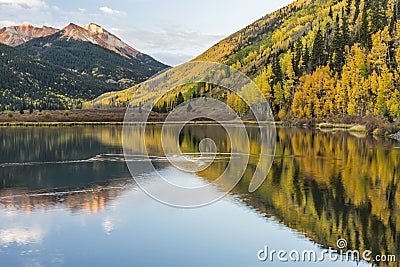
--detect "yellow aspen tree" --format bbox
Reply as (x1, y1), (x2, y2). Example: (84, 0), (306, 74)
(281, 53), (296, 112)
(369, 27), (391, 74)
(254, 66), (274, 101)
(375, 65), (394, 115)
(273, 82), (284, 111)
(292, 91), (306, 118)
(369, 71), (380, 115)
(342, 44), (368, 116)
(335, 80), (347, 117)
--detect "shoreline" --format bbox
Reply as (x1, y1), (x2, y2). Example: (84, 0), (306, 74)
(0, 121), (283, 127)
(1, 120), (399, 141)
(0, 109), (398, 140)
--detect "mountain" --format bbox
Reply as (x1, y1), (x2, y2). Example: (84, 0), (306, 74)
(16, 23), (168, 89)
(0, 22), (150, 60)
(82, 23), (142, 59)
(59, 23), (141, 59)
(91, 0), (400, 123)
(0, 24), (58, 47)
(0, 23), (169, 111)
(0, 43), (123, 110)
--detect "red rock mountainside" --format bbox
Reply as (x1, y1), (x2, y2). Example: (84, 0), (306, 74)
(0, 24), (58, 46)
(61, 23), (142, 59)
(82, 23), (142, 58)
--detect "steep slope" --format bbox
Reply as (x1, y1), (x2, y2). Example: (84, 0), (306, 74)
(16, 23), (168, 89)
(82, 23), (142, 59)
(0, 24), (58, 47)
(82, 23), (163, 66)
(0, 43), (122, 110)
(91, 0), (400, 123)
(194, 0), (323, 72)
(195, 0), (400, 120)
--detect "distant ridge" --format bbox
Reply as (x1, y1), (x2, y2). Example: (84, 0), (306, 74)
(0, 22), (150, 60)
(0, 24), (58, 46)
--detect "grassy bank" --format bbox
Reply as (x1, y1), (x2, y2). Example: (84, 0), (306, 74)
(0, 109), (126, 123)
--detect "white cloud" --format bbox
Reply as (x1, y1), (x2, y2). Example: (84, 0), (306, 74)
(102, 217), (114, 235)
(114, 28), (226, 65)
(0, 228), (44, 246)
(0, 20), (17, 27)
(99, 6), (125, 16)
(78, 8), (86, 12)
(0, 0), (47, 8)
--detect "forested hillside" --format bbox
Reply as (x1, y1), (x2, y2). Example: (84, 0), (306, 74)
(18, 31), (167, 89)
(0, 23), (169, 111)
(0, 43), (121, 110)
(92, 0), (400, 124)
(195, 0), (400, 121)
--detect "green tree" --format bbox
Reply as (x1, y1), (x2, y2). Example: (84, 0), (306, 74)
(176, 92), (185, 106)
(311, 28), (326, 69)
(370, 0), (388, 34)
(360, 8), (372, 49)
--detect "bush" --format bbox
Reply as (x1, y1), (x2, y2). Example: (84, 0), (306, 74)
(64, 110), (70, 116)
(7, 112), (13, 118)
(362, 115), (396, 135)
(363, 115), (384, 132)
(278, 109), (287, 121)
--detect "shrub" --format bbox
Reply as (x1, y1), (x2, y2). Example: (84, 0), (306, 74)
(7, 112), (13, 118)
(278, 109), (287, 121)
(362, 115), (396, 135)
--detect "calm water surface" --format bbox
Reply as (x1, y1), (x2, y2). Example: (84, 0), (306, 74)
(0, 126), (398, 267)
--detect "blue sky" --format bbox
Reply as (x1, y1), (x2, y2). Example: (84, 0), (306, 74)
(0, 0), (293, 65)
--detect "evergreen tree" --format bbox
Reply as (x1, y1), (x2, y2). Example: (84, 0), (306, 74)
(346, 0), (352, 15)
(293, 39), (303, 76)
(272, 57), (283, 84)
(176, 92), (185, 106)
(370, 0), (388, 34)
(311, 28), (326, 69)
(186, 102), (193, 112)
(331, 25), (345, 73)
(353, 0), (361, 23)
(342, 17), (350, 46)
(303, 43), (310, 71)
(360, 9), (372, 49)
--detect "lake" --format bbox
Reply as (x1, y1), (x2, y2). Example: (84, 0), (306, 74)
(0, 125), (398, 266)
